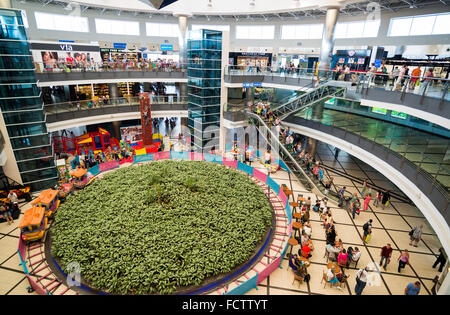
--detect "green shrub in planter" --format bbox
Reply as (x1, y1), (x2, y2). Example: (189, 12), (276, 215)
(51, 160), (273, 295)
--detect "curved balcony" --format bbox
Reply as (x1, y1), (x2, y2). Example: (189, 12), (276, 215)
(224, 66), (450, 126)
(44, 96), (188, 131)
(281, 104), (450, 249)
(35, 62), (187, 86)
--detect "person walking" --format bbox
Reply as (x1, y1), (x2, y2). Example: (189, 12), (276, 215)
(363, 193), (372, 211)
(352, 198), (361, 220)
(361, 179), (368, 197)
(338, 186), (346, 207)
(405, 281), (421, 295)
(381, 190), (391, 209)
(373, 190), (382, 207)
(362, 219), (373, 243)
(379, 243), (393, 270)
(419, 68), (434, 96)
(409, 225), (423, 247)
(432, 247), (447, 273)
(354, 267), (369, 295)
(398, 249), (410, 273)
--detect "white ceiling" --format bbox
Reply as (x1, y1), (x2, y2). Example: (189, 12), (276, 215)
(54, 0), (364, 15)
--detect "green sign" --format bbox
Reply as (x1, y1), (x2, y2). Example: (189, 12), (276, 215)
(372, 107), (387, 115)
(325, 98), (336, 105)
(391, 111), (408, 119)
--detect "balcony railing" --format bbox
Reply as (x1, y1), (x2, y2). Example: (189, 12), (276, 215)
(34, 61), (186, 74)
(44, 96), (188, 115)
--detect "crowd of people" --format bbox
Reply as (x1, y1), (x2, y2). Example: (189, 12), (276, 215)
(39, 57), (181, 73)
(252, 105), (446, 295)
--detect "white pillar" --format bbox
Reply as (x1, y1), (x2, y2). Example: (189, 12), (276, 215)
(318, 7), (339, 76)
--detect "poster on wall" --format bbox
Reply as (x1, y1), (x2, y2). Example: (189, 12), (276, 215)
(120, 126), (143, 143)
(41, 51), (59, 69)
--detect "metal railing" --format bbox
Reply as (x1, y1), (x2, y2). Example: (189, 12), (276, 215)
(271, 84), (345, 119)
(225, 65), (450, 102)
(355, 71), (450, 103)
(44, 95), (188, 115)
(284, 114), (450, 215)
(35, 61), (186, 74)
(247, 110), (316, 194)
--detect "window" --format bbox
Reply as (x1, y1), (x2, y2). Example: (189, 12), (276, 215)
(191, 24), (230, 32)
(236, 25), (274, 39)
(281, 23), (324, 39)
(146, 22), (179, 37)
(335, 20), (380, 38)
(388, 13), (450, 36)
(95, 18), (139, 36)
(34, 12), (88, 32)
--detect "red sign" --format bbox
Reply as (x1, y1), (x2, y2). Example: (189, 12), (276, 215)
(139, 93), (153, 146)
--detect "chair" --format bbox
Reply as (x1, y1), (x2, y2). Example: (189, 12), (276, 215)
(340, 275), (350, 289)
(349, 257), (360, 268)
(321, 272), (333, 288)
(292, 273), (303, 287)
(324, 249), (331, 262)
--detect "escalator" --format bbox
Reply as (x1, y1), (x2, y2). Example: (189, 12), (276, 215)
(271, 83), (346, 119)
(247, 82), (352, 203)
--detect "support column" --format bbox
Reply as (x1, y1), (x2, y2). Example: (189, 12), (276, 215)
(318, 7), (339, 78)
(245, 87), (254, 105)
(108, 83), (118, 100)
(112, 121), (122, 140)
(174, 13), (190, 69)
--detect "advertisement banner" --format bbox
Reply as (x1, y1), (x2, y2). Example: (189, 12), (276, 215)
(139, 93), (153, 146)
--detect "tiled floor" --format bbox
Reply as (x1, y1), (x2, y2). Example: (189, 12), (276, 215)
(0, 142), (445, 295)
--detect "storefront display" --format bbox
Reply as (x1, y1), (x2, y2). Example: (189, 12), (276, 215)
(333, 49), (372, 71)
(229, 52), (272, 68)
(100, 48), (141, 63)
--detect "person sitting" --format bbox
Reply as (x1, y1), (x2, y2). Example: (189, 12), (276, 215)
(289, 254), (300, 272)
(337, 249), (348, 268)
(351, 247), (361, 265)
(326, 268), (342, 289)
(303, 221), (312, 237)
(300, 242), (312, 259)
(294, 266), (308, 283)
(312, 200), (321, 212)
(326, 242), (341, 262)
(346, 246), (354, 268)
(326, 224), (337, 246)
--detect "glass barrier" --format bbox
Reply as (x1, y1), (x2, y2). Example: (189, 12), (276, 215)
(44, 95), (188, 115)
(225, 65), (450, 102)
(296, 103), (450, 192)
(34, 61), (187, 74)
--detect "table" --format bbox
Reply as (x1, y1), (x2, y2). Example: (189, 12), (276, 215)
(293, 212), (302, 221)
(297, 256), (311, 268)
(327, 262), (341, 274)
(288, 238), (298, 246)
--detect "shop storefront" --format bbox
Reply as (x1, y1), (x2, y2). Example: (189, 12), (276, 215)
(229, 52), (272, 68)
(332, 49), (372, 71)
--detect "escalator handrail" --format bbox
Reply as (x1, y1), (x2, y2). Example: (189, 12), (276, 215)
(247, 110), (322, 196)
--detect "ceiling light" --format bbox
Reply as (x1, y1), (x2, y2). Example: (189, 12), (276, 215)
(207, 0), (212, 7)
(117, 11), (121, 16)
(250, 0), (255, 6)
(149, 14), (152, 19)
